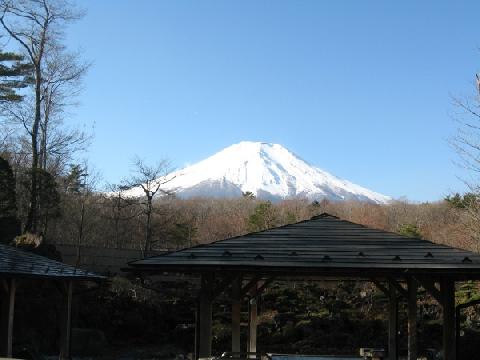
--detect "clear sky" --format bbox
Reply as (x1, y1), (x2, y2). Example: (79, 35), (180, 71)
(64, 0), (479, 202)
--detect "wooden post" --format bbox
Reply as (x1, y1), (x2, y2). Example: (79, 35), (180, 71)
(231, 277), (241, 354)
(407, 277), (417, 360)
(194, 300), (199, 360)
(247, 283), (258, 356)
(441, 279), (456, 360)
(388, 282), (398, 360)
(455, 306), (461, 360)
(1, 279), (17, 358)
(59, 280), (73, 360)
(3, 278), (16, 359)
(198, 274), (213, 359)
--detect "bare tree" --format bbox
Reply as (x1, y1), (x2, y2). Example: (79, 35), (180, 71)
(450, 72), (480, 248)
(39, 46), (90, 173)
(101, 183), (139, 248)
(123, 157), (175, 256)
(0, 0), (84, 233)
(451, 76), (480, 180)
(62, 162), (99, 265)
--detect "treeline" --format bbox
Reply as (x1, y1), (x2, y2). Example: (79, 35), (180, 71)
(41, 190), (480, 254)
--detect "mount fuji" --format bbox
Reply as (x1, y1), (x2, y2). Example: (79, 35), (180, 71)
(123, 141), (391, 204)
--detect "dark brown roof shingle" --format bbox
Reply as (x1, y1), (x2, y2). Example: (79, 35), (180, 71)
(0, 243), (104, 280)
(129, 213), (480, 279)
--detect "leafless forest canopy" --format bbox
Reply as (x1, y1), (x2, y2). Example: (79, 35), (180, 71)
(44, 194), (477, 254)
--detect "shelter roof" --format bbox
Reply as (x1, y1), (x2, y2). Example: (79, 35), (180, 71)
(0, 243), (104, 280)
(129, 214), (480, 279)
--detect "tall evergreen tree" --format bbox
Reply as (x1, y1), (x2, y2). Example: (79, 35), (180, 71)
(19, 168), (61, 235)
(64, 164), (87, 194)
(397, 223), (422, 238)
(0, 156), (16, 215)
(0, 51), (31, 103)
(248, 201), (278, 232)
(0, 156), (20, 242)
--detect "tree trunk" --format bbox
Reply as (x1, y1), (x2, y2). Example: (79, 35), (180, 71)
(144, 195), (153, 257)
(76, 199), (85, 266)
(41, 93), (52, 172)
(25, 65), (42, 233)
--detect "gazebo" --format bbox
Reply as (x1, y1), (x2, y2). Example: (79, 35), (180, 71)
(0, 243), (104, 359)
(128, 213), (480, 360)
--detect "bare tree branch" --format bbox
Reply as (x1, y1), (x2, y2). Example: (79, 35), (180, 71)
(122, 157), (176, 256)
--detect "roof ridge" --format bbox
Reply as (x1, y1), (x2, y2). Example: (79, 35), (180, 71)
(317, 216), (436, 244)
(131, 213), (322, 262)
(131, 212), (444, 265)
(310, 212), (339, 220)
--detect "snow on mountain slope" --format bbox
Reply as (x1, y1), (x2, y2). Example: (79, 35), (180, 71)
(123, 141), (391, 204)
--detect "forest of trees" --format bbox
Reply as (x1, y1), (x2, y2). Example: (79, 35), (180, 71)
(0, 0), (480, 262)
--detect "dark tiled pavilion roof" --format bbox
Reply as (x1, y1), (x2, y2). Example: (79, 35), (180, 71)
(0, 243), (103, 280)
(129, 214), (480, 280)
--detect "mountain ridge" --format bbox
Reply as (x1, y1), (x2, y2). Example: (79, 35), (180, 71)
(123, 141), (391, 204)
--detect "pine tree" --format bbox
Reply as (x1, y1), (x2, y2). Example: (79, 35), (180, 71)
(18, 168), (61, 235)
(64, 164), (87, 194)
(170, 223), (198, 249)
(398, 223), (422, 238)
(0, 51), (31, 102)
(0, 157), (20, 243)
(248, 201), (277, 232)
(36, 169), (61, 235)
(445, 192), (478, 209)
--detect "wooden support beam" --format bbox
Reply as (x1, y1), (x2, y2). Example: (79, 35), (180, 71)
(388, 283), (398, 360)
(231, 276), (241, 354)
(371, 279), (389, 296)
(198, 274), (214, 359)
(1, 279), (16, 358)
(407, 277), (417, 360)
(0, 283), (7, 356)
(371, 277), (399, 360)
(256, 277), (275, 295)
(247, 282), (258, 357)
(241, 276), (261, 297)
(4, 279), (16, 359)
(247, 298), (258, 356)
(194, 300), (199, 360)
(416, 277), (442, 305)
(441, 279), (456, 360)
(59, 280), (73, 360)
(6, 279), (15, 359)
(387, 277), (408, 299)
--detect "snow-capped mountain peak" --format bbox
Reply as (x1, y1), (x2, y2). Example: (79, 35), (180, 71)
(124, 141), (391, 204)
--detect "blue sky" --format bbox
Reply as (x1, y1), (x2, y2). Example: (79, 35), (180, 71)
(65, 1), (479, 201)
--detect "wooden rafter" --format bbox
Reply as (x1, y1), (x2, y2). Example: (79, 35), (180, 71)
(371, 279), (389, 296)
(388, 277), (408, 299)
(241, 276), (262, 297)
(257, 276), (276, 295)
(415, 277), (442, 304)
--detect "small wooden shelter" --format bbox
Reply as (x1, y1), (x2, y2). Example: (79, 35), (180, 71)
(0, 243), (104, 359)
(129, 213), (480, 360)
